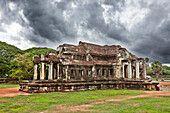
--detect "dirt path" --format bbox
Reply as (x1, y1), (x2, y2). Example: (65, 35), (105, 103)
(0, 87), (31, 97)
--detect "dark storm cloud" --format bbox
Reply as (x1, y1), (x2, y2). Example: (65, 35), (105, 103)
(22, 0), (77, 43)
(1, 0), (170, 63)
(131, 1), (170, 63)
(85, 1), (128, 42)
(18, 0), (127, 44)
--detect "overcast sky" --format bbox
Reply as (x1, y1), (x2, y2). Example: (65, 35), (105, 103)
(0, 0), (170, 63)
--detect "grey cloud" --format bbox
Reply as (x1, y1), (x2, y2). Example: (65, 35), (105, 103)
(1, 0), (170, 63)
(20, 0), (127, 44)
(22, 0), (76, 42)
(131, 1), (170, 63)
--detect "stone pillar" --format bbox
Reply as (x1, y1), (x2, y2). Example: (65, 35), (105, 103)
(48, 63), (53, 80)
(34, 64), (38, 80)
(136, 61), (139, 79)
(40, 62), (45, 80)
(48, 64), (51, 79)
(51, 63), (53, 79)
(92, 65), (95, 77)
(54, 66), (57, 79)
(128, 61), (132, 79)
(143, 62), (147, 79)
(57, 63), (60, 79)
(86, 54), (90, 61)
(122, 63), (125, 78)
(100, 66), (102, 76)
(65, 66), (69, 80)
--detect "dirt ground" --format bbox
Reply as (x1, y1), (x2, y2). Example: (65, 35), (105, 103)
(0, 87), (31, 97)
(0, 82), (169, 112)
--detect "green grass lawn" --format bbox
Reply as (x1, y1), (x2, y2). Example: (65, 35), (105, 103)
(0, 89), (142, 113)
(151, 78), (170, 80)
(89, 96), (170, 113)
(0, 84), (19, 89)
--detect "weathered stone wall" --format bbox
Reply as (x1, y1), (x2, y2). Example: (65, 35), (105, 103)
(19, 79), (158, 93)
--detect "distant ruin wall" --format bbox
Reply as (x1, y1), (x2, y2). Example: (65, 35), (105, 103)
(151, 75), (170, 78)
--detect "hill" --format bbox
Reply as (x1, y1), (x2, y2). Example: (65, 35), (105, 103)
(24, 47), (56, 58)
(0, 41), (23, 59)
(0, 41), (56, 76)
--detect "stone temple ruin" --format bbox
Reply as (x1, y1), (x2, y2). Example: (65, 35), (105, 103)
(19, 41), (158, 92)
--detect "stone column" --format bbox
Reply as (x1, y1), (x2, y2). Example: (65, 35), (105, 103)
(40, 62), (45, 80)
(136, 61), (139, 79)
(54, 66), (57, 79)
(34, 64), (38, 80)
(57, 63), (60, 79)
(128, 61), (132, 79)
(92, 65), (95, 77)
(65, 66), (69, 80)
(48, 63), (53, 80)
(122, 63), (125, 78)
(100, 66), (102, 76)
(86, 54), (90, 61)
(48, 64), (51, 79)
(143, 63), (147, 79)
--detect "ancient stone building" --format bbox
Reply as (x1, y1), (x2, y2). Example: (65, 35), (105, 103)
(20, 42), (158, 93)
(33, 41), (146, 81)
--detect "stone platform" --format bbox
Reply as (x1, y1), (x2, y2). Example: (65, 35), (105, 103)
(19, 79), (159, 93)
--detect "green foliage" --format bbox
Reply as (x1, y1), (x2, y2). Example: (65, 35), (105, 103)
(0, 41), (23, 59)
(162, 65), (170, 75)
(0, 41), (23, 76)
(0, 84), (19, 89)
(151, 78), (170, 80)
(24, 47), (56, 59)
(0, 41), (55, 78)
(103, 45), (108, 47)
(10, 53), (34, 79)
(0, 89), (142, 112)
(151, 61), (162, 78)
(147, 62), (170, 76)
(147, 66), (153, 75)
(151, 61), (162, 73)
(145, 57), (149, 63)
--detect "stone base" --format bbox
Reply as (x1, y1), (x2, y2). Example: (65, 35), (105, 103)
(19, 79), (159, 93)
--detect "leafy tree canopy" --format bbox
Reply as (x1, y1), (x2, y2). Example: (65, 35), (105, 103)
(145, 58), (149, 63)
(24, 47), (56, 59)
(10, 53), (34, 79)
(151, 61), (162, 78)
(0, 41), (56, 77)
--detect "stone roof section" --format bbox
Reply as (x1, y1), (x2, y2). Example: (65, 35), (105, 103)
(34, 41), (140, 64)
(57, 41), (122, 56)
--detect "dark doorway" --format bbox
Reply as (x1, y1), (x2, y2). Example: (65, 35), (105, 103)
(37, 64), (40, 80)
(124, 65), (128, 78)
(45, 65), (48, 80)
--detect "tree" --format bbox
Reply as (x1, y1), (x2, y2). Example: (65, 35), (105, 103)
(0, 41), (23, 76)
(145, 58), (149, 63)
(161, 65), (170, 75)
(0, 56), (10, 77)
(10, 53), (34, 80)
(103, 45), (108, 47)
(151, 61), (162, 80)
(147, 66), (153, 75)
